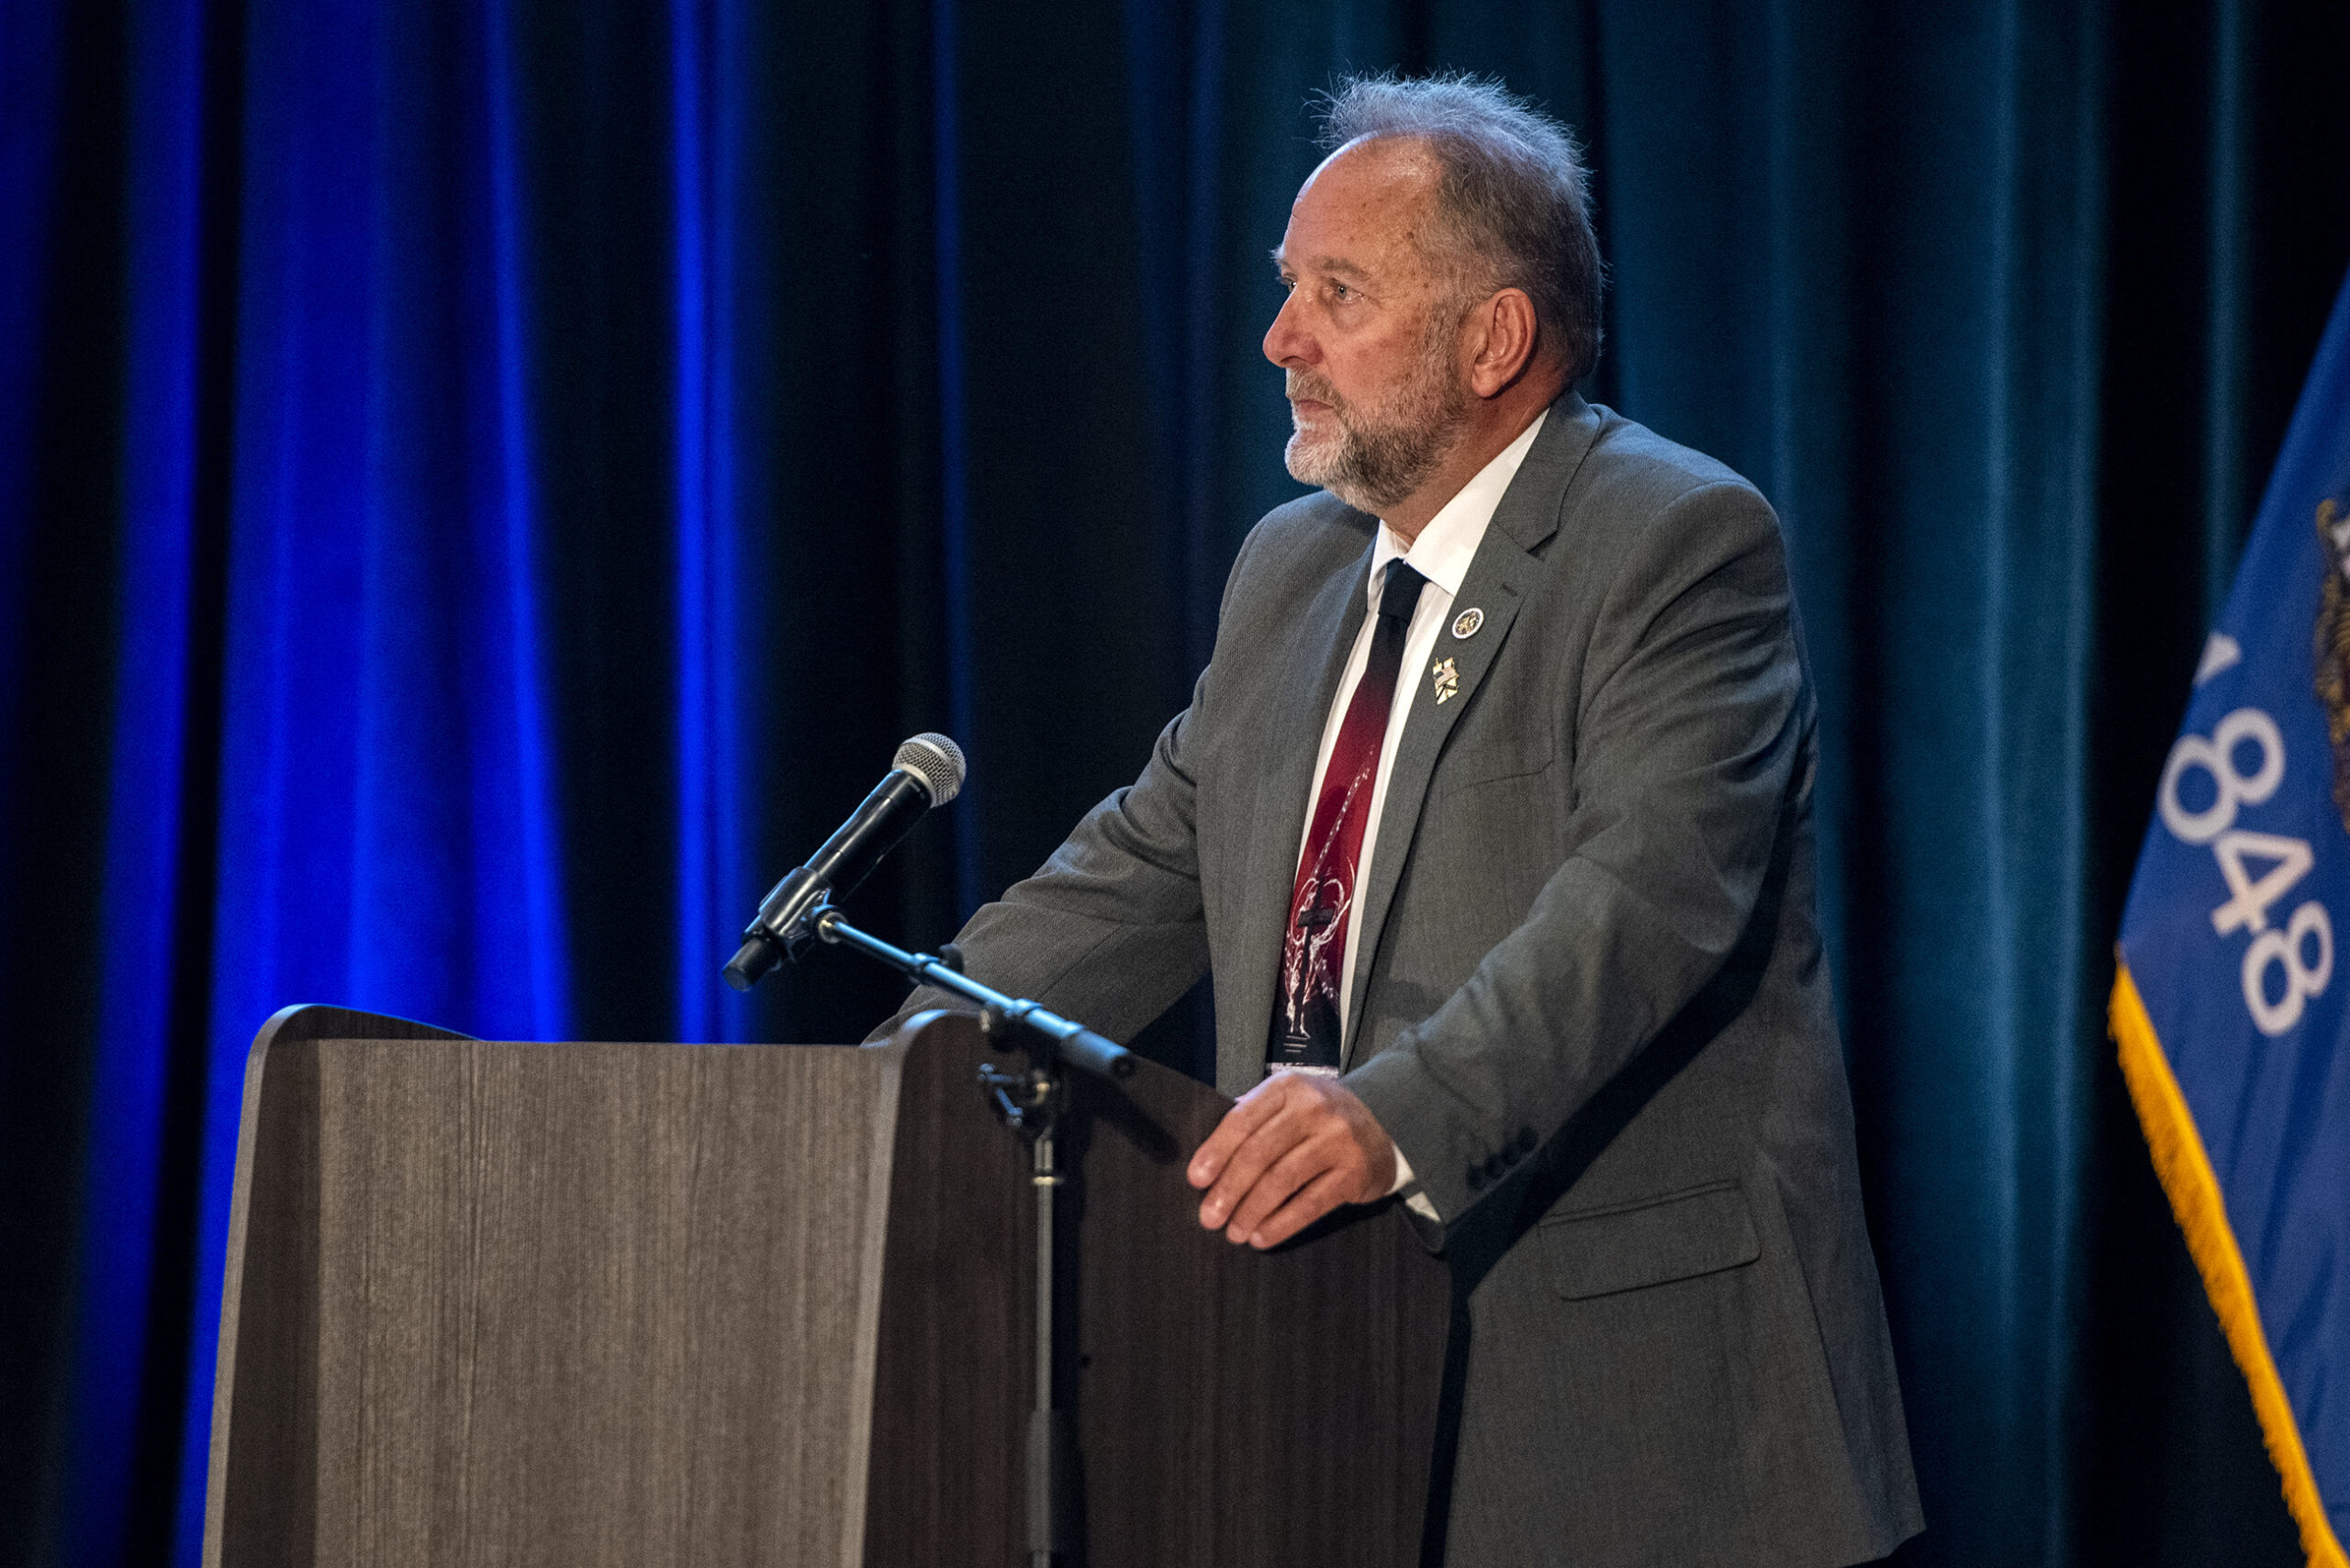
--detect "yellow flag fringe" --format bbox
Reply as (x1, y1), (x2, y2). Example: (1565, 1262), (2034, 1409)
(2110, 958), (2347, 1568)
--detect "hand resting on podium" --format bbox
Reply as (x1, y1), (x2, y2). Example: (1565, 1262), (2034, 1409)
(1185, 1070), (1400, 1249)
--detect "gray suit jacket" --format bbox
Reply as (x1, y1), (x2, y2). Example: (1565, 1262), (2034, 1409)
(886, 397), (1922, 1566)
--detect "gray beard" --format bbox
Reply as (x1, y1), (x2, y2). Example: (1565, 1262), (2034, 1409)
(1282, 356), (1472, 516)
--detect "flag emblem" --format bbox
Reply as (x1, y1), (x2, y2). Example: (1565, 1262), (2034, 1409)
(2312, 497), (2350, 834)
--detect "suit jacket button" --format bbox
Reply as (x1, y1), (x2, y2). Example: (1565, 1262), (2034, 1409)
(1483, 1153), (1506, 1182)
(1465, 1165), (1485, 1191)
(1501, 1145), (1521, 1167)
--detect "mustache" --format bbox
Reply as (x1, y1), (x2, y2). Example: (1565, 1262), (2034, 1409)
(1284, 372), (1344, 408)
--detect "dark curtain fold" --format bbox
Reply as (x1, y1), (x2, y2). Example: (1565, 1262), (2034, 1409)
(5, 0), (2347, 1563)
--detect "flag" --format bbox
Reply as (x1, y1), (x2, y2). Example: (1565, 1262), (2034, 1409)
(2114, 271), (2350, 1567)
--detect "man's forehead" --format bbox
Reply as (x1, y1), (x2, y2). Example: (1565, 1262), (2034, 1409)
(1270, 244), (1371, 278)
(1301, 135), (1442, 206)
(1274, 141), (1441, 278)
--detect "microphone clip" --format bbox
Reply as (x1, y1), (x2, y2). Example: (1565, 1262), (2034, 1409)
(721, 871), (833, 991)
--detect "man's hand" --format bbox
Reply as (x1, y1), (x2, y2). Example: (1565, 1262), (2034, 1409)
(1186, 1070), (1397, 1249)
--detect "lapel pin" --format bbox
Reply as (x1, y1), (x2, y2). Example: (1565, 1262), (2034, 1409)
(1431, 656), (1460, 705)
(1451, 607), (1483, 639)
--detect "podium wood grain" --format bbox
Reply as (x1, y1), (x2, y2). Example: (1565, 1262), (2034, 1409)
(207, 1007), (1449, 1566)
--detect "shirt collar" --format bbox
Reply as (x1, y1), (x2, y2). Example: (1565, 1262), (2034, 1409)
(1366, 407), (1550, 610)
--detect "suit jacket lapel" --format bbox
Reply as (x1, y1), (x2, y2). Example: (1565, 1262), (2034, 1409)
(1339, 398), (1599, 1064)
(1339, 565), (1522, 1064)
(1220, 539), (1373, 1089)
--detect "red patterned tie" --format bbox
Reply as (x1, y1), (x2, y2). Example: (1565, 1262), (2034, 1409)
(1268, 559), (1429, 1073)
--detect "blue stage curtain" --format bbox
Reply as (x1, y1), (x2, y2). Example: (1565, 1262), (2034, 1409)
(4, 0), (2346, 1563)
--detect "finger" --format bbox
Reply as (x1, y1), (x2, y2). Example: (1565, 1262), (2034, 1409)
(1249, 1167), (1357, 1249)
(1197, 1103), (1310, 1232)
(1223, 1123), (1344, 1243)
(1187, 1076), (1292, 1189)
(1198, 1108), (1305, 1231)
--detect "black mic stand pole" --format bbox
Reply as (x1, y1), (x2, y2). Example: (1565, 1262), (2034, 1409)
(801, 904), (1131, 1565)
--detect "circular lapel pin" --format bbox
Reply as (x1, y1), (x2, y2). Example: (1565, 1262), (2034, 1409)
(1451, 607), (1484, 640)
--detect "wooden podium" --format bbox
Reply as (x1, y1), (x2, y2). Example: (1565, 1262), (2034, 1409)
(202, 1005), (1452, 1566)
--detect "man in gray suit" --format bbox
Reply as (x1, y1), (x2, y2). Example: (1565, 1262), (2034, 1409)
(888, 74), (1921, 1565)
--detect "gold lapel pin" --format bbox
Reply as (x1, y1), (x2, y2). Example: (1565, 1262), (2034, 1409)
(1431, 656), (1460, 705)
(1451, 607), (1483, 639)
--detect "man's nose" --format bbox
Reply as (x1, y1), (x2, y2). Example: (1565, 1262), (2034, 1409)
(1263, 292), (1312, 368)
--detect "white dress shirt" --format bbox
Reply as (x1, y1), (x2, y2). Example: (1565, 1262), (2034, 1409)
(1285, 409), (1549, 1202)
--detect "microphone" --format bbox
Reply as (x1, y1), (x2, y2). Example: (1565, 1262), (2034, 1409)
(722, 733), (967, 991)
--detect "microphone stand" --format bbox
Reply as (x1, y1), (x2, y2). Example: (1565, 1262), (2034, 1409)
(805, 904), (1131, 1565)
(811, 906), (1133, 1083)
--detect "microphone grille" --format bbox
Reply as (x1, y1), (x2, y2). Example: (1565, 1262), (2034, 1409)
(894, 733), (967, 804)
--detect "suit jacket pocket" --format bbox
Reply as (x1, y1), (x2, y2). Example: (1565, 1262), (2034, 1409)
(1539, 1181), (1761, 1300)
(1434, 736), (1553, 799)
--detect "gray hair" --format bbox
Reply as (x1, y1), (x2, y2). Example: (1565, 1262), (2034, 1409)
(1319, 73), (1604, 381)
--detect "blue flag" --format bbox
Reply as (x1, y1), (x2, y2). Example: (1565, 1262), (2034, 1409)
(2115, 272), (2350, 1568)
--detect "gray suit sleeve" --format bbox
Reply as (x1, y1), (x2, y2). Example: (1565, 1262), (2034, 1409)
(1346, 480), (1806, 1227)
(868, 701), (1212, 1044)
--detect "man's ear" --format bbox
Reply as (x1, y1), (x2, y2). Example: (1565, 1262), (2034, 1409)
(1466, 287), (1539, 398)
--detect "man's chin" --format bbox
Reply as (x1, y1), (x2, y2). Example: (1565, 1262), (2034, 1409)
(1284, 434), (1341, 488)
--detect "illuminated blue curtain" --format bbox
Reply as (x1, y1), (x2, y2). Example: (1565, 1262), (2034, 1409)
(59, 0), (213, 1556)
(5, 0), (2349, 1563)
(167, 0), (577, 1551)
(2, 0), (581, 1553)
